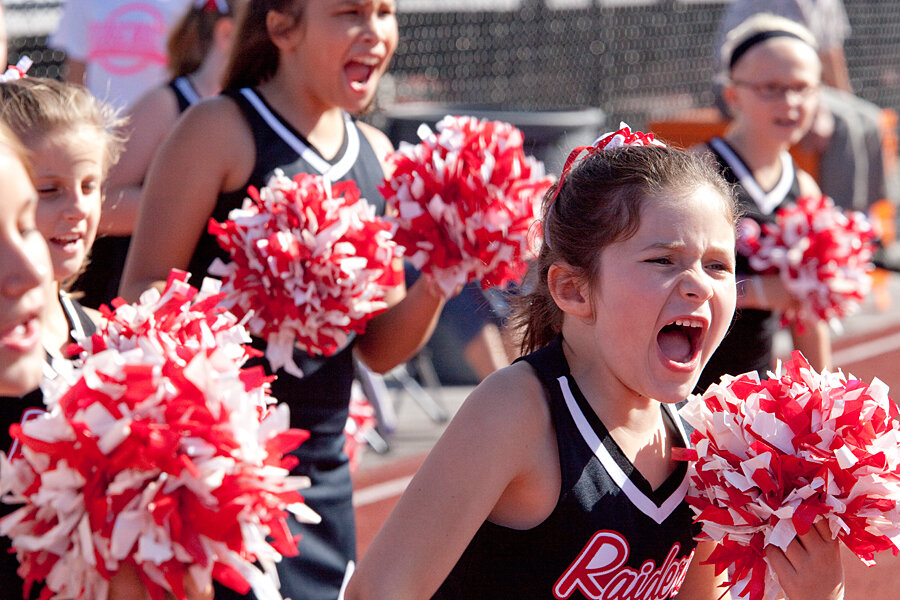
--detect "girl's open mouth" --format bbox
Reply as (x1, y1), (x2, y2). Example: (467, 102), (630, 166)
(657, 318), (706, 366)
(346, 60), (377, 92)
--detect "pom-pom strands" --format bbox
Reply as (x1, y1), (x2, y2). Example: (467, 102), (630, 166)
(737, 195), (876, 326)
(380, 115), (553, 297)
(209, 171), (402, 377)
(344, 393), (378, 474)
(680, 352), (900, 600)
(0, 271), (317, 600)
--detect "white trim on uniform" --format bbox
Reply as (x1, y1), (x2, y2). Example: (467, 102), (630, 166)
(556, 375), (689, 525)
(59, 292), (87, 340)
(173, 76), (202, 106)
(709, 137), (794, 215)
(239, 88), (361, 181)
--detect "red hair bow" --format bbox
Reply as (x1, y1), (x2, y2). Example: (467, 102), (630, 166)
(548, 123), (666, 209)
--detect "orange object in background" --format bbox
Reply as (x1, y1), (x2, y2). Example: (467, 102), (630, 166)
(869, 198), (896, 312)
(648, 107), (820, 179)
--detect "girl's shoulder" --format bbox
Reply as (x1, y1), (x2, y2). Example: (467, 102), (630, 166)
(127, 84), (180, 122)
(356, 121), (395, 168)
(796, 167), (822, 197)
(165, 94), (255, 164)
(461, 361), (551, 438)
(180, 93), (248, 128)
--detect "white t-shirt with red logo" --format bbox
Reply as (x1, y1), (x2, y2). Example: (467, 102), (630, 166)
(50, 0), (191, 110)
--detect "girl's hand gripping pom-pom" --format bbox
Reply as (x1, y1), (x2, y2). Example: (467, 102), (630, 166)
(208, 171), (403, 377)
(379, 114), (554, 298)
(736, 195), (877, 328)
(0, 270), (318, 600)
(679, 352), (900, 600)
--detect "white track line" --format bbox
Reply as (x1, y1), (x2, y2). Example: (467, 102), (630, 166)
(353, 475), (414, 507)
(832, 330), (900, 368)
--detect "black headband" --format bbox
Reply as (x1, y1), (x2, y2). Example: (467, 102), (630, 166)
(728, 30), (807, 70)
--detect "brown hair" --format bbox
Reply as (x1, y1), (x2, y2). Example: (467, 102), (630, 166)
(222, 0), (305, 90)
(511, 145), (737, 355)
(0, 77), (126, 174)
(167, 0), (242, 78)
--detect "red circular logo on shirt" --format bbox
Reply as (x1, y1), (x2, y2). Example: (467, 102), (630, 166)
(86, 3), (168, 76)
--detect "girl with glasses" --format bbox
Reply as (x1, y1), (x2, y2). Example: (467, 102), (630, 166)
(696, 12), (832, 394)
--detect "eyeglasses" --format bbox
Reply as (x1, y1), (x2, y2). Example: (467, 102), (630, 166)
(731, 80), (819, 101)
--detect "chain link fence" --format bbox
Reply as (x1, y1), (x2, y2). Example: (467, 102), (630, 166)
(6, 1), (900, 133)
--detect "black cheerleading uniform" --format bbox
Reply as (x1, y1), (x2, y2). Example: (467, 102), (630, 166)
(695, 137), (802, 393)
(192, 88), (385, 600)
(170, 75), (201, 113)
(0, 294), (95, 598)
(434, 336), (697, 600)
(72, 76), (203, 310)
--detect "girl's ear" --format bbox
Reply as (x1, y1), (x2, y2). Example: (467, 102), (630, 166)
(213, 16), (236, 50)
(265, 10), (301, 51)
(721, 80), (739, 117)
(548, 262), (593, 320)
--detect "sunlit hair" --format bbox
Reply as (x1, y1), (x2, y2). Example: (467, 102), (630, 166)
(168, 0), (243, 78)
(0, 118), (34, 182)
(511, 145), (737, 355)
(0, 77), (126, 174)
(223, 0), (305, 90)
(721, 13), (819, 74)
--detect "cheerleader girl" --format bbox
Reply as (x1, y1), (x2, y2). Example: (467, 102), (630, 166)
(696, 13), (831, 393)
(345, 133), (844, 600)
(0, 77), (124, 598)
(120, 1), (447, 598)
(0, 121), (50, 398)
(75, 0), (242, 308)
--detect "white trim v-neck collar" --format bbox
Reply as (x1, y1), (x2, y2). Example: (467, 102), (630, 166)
(239, 88), (360, 182)
(556, 375), (690, 525)
(173, 76), (201, 106)
(709, 137), (794, 215)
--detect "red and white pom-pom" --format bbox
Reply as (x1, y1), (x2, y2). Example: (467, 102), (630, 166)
(380, 115), (554, 297)
(680, 352), (900, 600)
(736, 195), (877, 326)
(0, 271), (317, 600)
(208, 171), (403, 377)
(344, 392), (378, 473)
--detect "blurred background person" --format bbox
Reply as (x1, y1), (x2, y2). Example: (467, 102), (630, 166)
(49, 0), (192, 112)
(715, 0), (895, 212)
(697, 13), (831, 392)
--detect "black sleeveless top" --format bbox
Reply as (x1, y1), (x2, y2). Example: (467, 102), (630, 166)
(696, 137), (802, 392)
(201, 89), (389, 600)
(434, 337), (697, 599)
(187, 86), (386, 445)
(0, 294), (96, 598)
(169, 75), (201, 113)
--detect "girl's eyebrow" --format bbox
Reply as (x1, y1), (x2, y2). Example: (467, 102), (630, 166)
(642, 240), (735, 254)
(642, 241), (683, 251)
